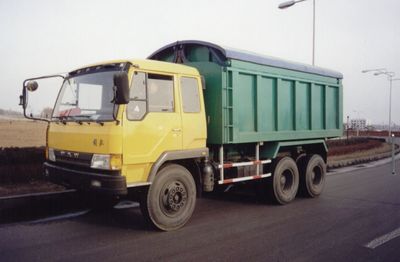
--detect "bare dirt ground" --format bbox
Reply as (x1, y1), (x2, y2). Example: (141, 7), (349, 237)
(0, 180), (64, 197)
(0, 119), (46, 147)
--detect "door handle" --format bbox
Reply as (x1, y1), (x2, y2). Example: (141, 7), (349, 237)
(172, 128), (182, 132)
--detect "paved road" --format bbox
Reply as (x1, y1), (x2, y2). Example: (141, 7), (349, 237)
(1, 159), (400, 262)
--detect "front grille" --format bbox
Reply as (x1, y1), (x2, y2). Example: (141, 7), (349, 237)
(48, 161), (121, 176)
(54, 150), (93, 167)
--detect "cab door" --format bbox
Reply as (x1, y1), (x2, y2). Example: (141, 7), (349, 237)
(123, 71), (182, 184)
(179, 75), (207, 150)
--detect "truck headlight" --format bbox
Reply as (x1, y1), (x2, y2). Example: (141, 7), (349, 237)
(48, 148), (56, 162)
(91, 154), (122, 170)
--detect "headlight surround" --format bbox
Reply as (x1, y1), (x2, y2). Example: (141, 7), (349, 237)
(91, 154), (122, 170)
(48, 148), (56, 162)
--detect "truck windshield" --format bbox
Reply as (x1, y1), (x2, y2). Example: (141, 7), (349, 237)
(52, 71), (117, 122)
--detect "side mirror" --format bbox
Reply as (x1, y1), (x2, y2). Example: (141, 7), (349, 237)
(113, 72), (130, 104)
(20, 74), (64, 123)
(19, 81), (38, 109)
(26, 81), (39, 92)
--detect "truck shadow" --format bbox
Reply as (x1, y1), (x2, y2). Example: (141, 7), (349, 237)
(203, 182), (276, 205)
(75, 204), (154, 232)
(78, 183), (272, 231)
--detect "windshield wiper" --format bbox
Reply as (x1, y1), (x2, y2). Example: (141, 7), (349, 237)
(52, 115), (84, 124)
(52, 116), (68, 125)
(73, 114), (107, 126)
(52, 114), (108, 126)
(95, 120), (105, 126)
(75, 114), (92, 118)
(67, 115), (94, 125)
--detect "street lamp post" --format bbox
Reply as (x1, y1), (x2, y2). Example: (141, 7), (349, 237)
(392, 134), (396, 175)
(389, 78), (400, 175)
(279, 0), (316, 66)
(362, 69), (398, 139)
(362, 68), (399, 175)
(346, 115), (349, 142)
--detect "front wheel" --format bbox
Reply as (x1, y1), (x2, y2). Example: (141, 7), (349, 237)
(140, 164), (196, 231)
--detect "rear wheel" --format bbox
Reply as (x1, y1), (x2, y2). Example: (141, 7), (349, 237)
(140, 164), (196, 231)
(269, 157), (299, 205)
(300, 155), (326, 197)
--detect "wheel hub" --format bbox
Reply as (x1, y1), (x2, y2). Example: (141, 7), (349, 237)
(311, 172), (316, 181)
(280, 170), (294, 192)
(164, 182), (187, 212)
(280, 175), (286, 186)
(311, 166), (322, 186)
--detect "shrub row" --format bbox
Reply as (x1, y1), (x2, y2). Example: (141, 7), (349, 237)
(0, 147), (45, 184)
(327, 137), (386, 156)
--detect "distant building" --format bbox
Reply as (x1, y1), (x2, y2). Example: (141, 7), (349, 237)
(350, 118), (366, 130)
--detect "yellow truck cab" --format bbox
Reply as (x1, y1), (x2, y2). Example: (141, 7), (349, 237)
(22, 59), (208, 230)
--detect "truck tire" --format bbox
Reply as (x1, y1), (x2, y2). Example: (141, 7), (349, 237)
(299, 154), (326, 198)
(140, 164), (196, 231)
(270, 157), (299, 205)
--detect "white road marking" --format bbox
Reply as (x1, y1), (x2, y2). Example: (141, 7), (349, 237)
(365, 227), (400, 249)
(114, 201), (140, 209)
(28, 210), (90, 224)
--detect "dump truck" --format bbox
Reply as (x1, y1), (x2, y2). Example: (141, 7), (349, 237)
(20, 40), (343, 231)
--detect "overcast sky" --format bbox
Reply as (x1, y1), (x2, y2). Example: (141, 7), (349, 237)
(1, 0), (399, 125)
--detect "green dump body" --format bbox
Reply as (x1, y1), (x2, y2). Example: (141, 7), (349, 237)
(149, 41), (343, 145)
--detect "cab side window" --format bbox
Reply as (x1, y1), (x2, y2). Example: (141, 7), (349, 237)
(127, 72), (174, 120)
(181, 77), (200, 113)
(148, 74), (174, 112)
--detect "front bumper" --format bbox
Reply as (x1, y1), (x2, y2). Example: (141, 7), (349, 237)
(44, 162), (127, 195)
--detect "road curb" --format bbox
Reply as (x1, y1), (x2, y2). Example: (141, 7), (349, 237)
(328, 151), (400, 175)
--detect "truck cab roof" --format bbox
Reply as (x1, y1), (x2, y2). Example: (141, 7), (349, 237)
(68, 59), (200, 77)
